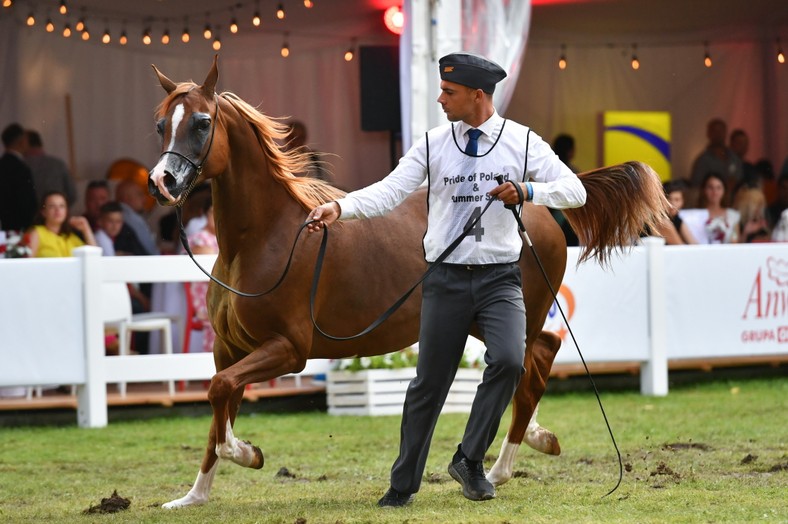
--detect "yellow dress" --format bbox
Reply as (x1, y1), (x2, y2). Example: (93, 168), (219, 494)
(32, 225), (85, 257)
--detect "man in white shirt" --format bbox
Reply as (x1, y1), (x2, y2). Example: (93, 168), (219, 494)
(309, 52), (586, 507)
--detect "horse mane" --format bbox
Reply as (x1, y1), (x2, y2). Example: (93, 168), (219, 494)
(156, 83), (346, 212)
(563, 161), (671, 266)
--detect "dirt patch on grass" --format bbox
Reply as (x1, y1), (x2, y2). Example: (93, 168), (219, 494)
(741, 454), (758, 464)
(649, 461), (682, 487)
(662, 442), (711, 451)
(767, 462), (787, 472)
(83, 490), (130, 514)
(275, 467), (297, 479)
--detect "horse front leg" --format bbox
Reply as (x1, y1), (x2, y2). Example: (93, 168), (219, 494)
(162, 338), (301, 509)
(488, 330), (562, 486)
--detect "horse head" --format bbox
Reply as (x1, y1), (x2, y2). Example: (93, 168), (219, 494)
(148, 55), (227, 206)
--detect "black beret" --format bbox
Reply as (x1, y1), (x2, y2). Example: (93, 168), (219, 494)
(438, 53), (507, 94)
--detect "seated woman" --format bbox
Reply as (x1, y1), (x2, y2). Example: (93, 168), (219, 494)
(659, 181), (697, 244)
(733, 187), (770, 243)
(26, 191), (97, 257)
(698, 172), (740, 244)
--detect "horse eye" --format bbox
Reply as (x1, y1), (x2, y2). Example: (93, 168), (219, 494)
(196, 119), (211, 131)
(156, 119), (165, 136)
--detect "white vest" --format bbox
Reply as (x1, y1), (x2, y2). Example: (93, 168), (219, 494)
(424, 120), (530, 264)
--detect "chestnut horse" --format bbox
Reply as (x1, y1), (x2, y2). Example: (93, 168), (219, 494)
(148, 58), (669, 508)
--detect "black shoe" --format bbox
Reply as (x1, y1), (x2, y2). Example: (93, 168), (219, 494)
(377, 487), (414, 507)
(448, 445), (496, 501)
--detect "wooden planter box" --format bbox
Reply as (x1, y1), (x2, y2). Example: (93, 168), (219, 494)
(327, 367), (484, 416)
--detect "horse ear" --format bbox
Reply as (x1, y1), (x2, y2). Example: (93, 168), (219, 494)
(151, 64), (177, 94)
(201, 55), (219, 99)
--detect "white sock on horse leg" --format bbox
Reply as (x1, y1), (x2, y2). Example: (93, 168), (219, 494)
(487, 436), (519, 486)
(215, 419), (260, 467)
(162, 461), (218, 509)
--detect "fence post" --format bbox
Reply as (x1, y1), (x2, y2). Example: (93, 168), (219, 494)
(641, 237), (668, 396)
(75, 246), (108, 427)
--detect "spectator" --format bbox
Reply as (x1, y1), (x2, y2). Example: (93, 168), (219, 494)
(83, 180), (111, 231)
(115, 179), (159, 255)
(551, 133), (579, 173)
(25, 130), (77, 206)
(734, 187), (770, 243)
(690, 118), (743, 195)
(0, 123), (37, 232)
(94, 201), (125, 256)
(660, 181), (697, 244)
(187, 196), (218, 353)
(284, 120), (332, 182)
(26, 191), (97, 257)
(697, 172), (740, 244)
(729, 128), (756, 185)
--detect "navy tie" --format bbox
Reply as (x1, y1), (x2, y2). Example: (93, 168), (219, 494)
(465, 128), (482, 156)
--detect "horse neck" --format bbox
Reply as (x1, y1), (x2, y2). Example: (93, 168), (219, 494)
(213, 130), (304, 259)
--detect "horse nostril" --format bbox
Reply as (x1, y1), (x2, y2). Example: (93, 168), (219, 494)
(147, 178), (158, 197)
(163, 171), (178, 193)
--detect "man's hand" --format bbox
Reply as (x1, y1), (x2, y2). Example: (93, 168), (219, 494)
(488, 180), (525, 206)
(307, 201), (341, 233)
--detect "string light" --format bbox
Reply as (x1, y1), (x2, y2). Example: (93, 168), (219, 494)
(304, 0), (313, 7)
(229, 8), (238, 33)
(142, 28), (151, 45)
(778, 39), (785, 64)
(558, 44), (567, 70)
(62, 23), (71, 38)
(45, 18), (55, 32)
(212, 32), (221, 51)
(252, 1), (261, 27)
(704, 41), (712, 68)
(344, 39), (355, 61)
(81, 26), (89, 40)
(26, 12), (35, 26)
(281, 34), (289, 57)
(203, 22), (212, 40)
(2, 0), (13, 8)
(277, 3), (285, 20)
(631, 44), (640, 70)
(75, 16), (85, 32)
(181, 19), (190, 43)
(59, 1), (67, 15)
(161, 28), (170, 45)
(102, 27), (111, 44)
(119, 29), (128, 46)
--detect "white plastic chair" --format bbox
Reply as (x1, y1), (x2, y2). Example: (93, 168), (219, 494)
(102, 282), (179, 396)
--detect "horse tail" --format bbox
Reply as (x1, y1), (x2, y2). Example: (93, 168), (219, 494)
(563, 161), (671, 266)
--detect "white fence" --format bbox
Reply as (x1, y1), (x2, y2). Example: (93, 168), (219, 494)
(1, 240), (786, 427)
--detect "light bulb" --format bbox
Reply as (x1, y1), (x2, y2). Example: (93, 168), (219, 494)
(119, 31), (128, 45)
(277, 3), (285, 19)
(26, 13), (35, 26)
(59, 1), (67, 15)
(102, 30), (111, 44)
(181, 28), (190, 43)
(46, 19), (55, 32)
(203, 24), (212, 39)
(63, 24), (72, 37)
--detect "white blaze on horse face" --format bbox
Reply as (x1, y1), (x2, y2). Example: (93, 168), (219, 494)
(150, 103), (186, 203)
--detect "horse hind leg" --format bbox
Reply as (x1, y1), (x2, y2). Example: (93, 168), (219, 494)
(488, 330), (562, 486)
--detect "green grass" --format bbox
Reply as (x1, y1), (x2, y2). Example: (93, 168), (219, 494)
(0, 378), (786, 523)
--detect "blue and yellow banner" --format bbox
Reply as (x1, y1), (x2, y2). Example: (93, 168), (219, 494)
(603, 111), (671, 181)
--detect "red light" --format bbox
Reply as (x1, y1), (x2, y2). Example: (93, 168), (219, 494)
(384, 6), (404, 35)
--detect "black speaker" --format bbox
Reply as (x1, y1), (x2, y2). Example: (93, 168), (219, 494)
(359, 46), (401, 132)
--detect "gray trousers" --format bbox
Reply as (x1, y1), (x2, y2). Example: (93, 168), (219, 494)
(390, 262), (527, 494)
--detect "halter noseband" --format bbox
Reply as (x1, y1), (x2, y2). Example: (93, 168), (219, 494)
(158, 92), (220, 205)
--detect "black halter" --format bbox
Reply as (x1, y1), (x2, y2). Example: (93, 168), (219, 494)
(159, 92), (220, 206)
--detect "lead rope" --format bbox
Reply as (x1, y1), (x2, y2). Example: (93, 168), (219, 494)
(498, 189), (623, 498)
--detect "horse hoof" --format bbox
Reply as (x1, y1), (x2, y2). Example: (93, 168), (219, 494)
(525, 429), (562, 456)
(250, 442), (264, 469)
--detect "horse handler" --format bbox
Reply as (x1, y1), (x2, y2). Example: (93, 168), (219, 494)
(308, 52), (586, 507)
